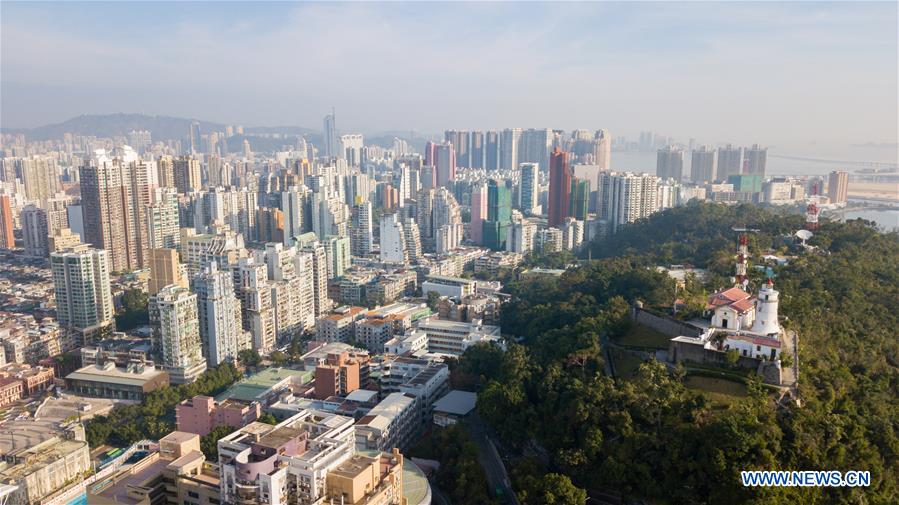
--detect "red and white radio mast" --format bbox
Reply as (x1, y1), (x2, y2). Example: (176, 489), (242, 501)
(806, 183), (820, 231)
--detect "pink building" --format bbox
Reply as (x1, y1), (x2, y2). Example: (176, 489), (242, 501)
(470, 184), (487, 245)
(175, 395), (262, 436)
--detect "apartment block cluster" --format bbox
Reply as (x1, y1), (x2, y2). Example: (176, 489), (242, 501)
(656, 144), (850, 207)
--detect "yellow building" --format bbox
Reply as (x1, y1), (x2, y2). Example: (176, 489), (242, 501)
(326, 448), (406, 505)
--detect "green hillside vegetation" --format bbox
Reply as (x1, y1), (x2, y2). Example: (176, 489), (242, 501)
(458, 203), (898, 504)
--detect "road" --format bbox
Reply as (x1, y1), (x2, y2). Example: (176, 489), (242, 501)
(467, 413), (519, 505)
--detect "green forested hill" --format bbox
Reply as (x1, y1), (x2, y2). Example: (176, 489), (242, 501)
(462, 203), (898, 504)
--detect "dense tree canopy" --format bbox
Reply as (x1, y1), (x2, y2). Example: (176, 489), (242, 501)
(114, 288), (149, 331)
(460, 203), (898, 504)
(85, 363), (243, 448)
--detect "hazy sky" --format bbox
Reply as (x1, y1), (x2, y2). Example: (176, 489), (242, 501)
(2, 1), (897, 147)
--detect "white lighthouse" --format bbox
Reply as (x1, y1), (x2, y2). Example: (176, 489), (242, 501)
(751, 279), (780, 336)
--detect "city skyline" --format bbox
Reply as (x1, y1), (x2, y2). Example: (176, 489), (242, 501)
(2, 1), (897, 148)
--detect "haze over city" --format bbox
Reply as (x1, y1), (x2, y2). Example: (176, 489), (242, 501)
(0, 2), (896, 505)
(2, 1), (897, 150)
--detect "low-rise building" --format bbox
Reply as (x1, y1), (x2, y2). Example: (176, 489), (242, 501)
(380, 357), (450, 427)
(325, 450), (406, 505)
(421, 275), (475, 299)
(432, 390), (478, 427)
(355, 302), (430, 352)
(315, 351), (366, 400)
(0, 435), (91, 505)
(0, 363), (55, 396)
(176, 395), (262, 436)
(217, 409), (413, 505)
(0, 377), (23, 407)
(65, 361), (170, 401)
(315, 306), (366, 343)
(89, 431), (221, 505)
(473, 251), (522, 277)
(355, 392), (418, 452)
(385, 317), (504, 357)
(437, 294), (501, 325)
(215, 367), (313, 406)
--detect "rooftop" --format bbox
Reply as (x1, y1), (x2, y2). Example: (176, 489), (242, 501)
(0, 438), (87, 478)
(216, 367), (312, 402)
(345, 389), (379, 403)
(91, 454), (170, 503)
(258, 425), (305, 450)
(323, 306), (366, 321)
(432, 390), (477, 416)
(66, 362), (167, 387)
(423, 275), (474, 285)
(707, 287), (752, 308)
(330, 454), (379, 479)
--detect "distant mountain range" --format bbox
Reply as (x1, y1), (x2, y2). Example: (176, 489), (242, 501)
(1, 113), (433, 151)
(1, 113), (317, 142)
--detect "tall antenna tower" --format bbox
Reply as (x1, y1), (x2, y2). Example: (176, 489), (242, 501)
(806, 183), (820, 231)
(735, 233), (749, 286)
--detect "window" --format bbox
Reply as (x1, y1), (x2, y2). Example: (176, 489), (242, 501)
(756, 345), (761, 351)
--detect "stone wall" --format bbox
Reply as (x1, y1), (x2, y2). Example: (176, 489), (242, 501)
(632, 306), (704, 338)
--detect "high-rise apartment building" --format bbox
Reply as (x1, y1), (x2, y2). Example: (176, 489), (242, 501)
(148, 248), (189, 296)
(507, 214), (537, 254)
(298, 239), (332, 317)
(189, 121), (201, 154)
(338, 134), (364, 167)
(596, 172), (661, 234)
(717, 145), (743, 182)
(485, 130), (500, 171)
(380, 213), (408, 264)
(324, 235), (351, 279)
(51, 246), (115, 346)
(519, 128), (553, 172)
(80, 147), (153, 272)
(469, 183), (487, 245)
(594, 129), (611, 171)
(548, 147), (572, 227)
(828, 170), (849, 204)
(656, 145), (685, 181)
(234, 257), (276, 353)
(194, 262), (247, 367)
(281, 185), (311, 246)
(48, 227), (82, 254)
(483, 179), (512, 251)
(433, 188), (463, 254)
(744, 144), (768, 177)
(433, 142), (456, 188)
(500, 128), (521, 170)
(518, 162), (539, 215)
(445, 130), (470, 168)
(21, 205), (49, 257)
(691, 145), (717, 183)
(350, 199), (374, 257)
(20, 157), (60, 202)
(470, 131), (485, 169)
(0, 195), (13, 249)
(157, 155), (175, 188)
(173, 156), (201, 194)
(323, 112), (338, 158)
(416, 188), (436, 252)
(402, 218), (422, 263)
(154, 285), (207, 384)
(147, 187), (181, 250)
(569, 178), (591, 221)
